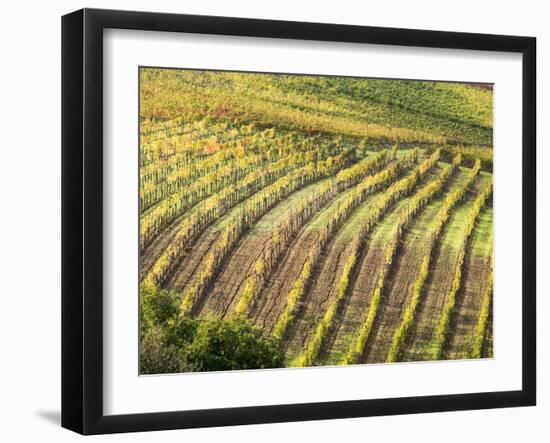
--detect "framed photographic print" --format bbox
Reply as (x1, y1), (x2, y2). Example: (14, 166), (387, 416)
(61, 8), (536, 435)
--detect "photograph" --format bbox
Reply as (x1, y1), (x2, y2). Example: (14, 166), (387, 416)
(138, 68), (494, 374)
(0, 0), (543, 439)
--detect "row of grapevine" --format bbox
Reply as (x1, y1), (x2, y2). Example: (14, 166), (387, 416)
(335, 146), (394, 190)
(140, 120), (256, 166)
(470, 251), (494, 358)
(341, 154), (462, 365)
(430, 178), (493, 359)
(385, 158), (482, 363)
(295, 150), (452, 367)
(141, 145), (232, 190)
(141, 131), (260, 189)
(140, 128), (297, 188)
(441, 145), (492, 171)
(140, 116), (239, 139)
(140, 128), (315, 209)
(141, 130), (236, 170)
(176, 158), (345, 318)
(141, 145), (288, 212)
(230, 149), (395, 319)
(140, 148), (323, 251)
(142, 139), (336, 214)
(271, 151), (423, 344)
(144, 152), (352, 291)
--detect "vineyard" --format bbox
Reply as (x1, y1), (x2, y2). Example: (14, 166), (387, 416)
(139, 68), (494, 373)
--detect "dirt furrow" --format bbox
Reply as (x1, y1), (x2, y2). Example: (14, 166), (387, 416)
(140, 210), (194, 279)
(320, 198), (414, 365)
(163, 223), (221, 294)
(281, 236), (352, 361)
(195, 179), (332, 318)
(247, 184), (367, 333)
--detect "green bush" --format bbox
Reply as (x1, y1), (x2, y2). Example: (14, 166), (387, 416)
(140, 284), (179, 331)
(140, 325), (193, 374)
(185, 315), (283, 371)
(139, 286), (283, 374)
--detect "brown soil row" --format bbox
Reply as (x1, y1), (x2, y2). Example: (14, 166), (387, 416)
(162, 180), (326, 307)
(163, 222), (221, 294)
(140, 212), (190, 279)
(195, 180), (331, 318)
(247, 171), (403, 336)
(360, 230), (426, 363)
(248, 229), (320, 332)
(400, 247), (456, 361)
(317, 236), (391, 364)
(280, 231), (355, 360)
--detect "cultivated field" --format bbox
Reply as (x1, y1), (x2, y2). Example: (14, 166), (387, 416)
(139, 69), (494, 373)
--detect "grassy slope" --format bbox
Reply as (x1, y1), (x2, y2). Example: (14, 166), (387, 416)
(139, 69), (495, 371)
(321, 170), (441, 365)
(283, 158), (441, 364)
(400, 173), (491, 361)
(140, 69), (493, 146)
(361, 167), (472, 364)
(276, 75), (493, 145)
(445, 204), (494, 359)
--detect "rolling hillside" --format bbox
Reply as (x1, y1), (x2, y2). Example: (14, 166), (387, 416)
(139, 68), (494, 374)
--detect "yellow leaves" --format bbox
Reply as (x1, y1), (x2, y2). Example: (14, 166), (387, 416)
(299, 249), (358, 366)
(471, 257), (493, 359)
(234, 142), (245, 158)
(336, 149), (390, 188)
(179, 287), (196, 319)
(272, 253), (314, 341)
(254, 259), (265, 277)
(385, 157), (481, 363)
(233, 277), (256, 317)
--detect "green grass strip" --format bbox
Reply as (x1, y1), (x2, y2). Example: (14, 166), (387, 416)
(430, 178), (493, 360)
(341, 155), (462, 365)
(385, 158), (481, 363)
(292, 150), (442, 367)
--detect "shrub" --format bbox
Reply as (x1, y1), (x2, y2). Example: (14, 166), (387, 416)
(186, 316), (283, 371)
(140, 284), (179, 331)
(139, 291), (283, 373)
(140, 325), (195, 374)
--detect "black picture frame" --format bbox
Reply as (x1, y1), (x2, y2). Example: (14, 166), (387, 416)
(62, 8), (536, 435)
